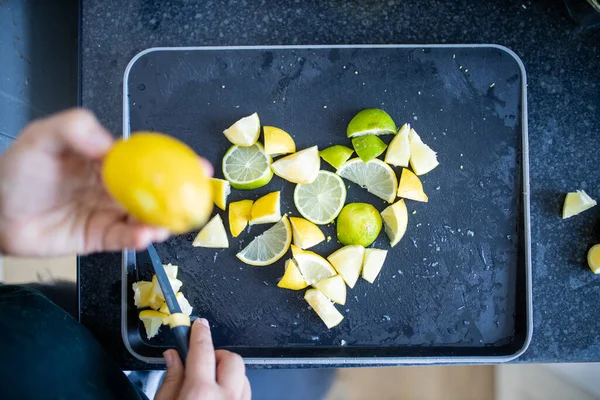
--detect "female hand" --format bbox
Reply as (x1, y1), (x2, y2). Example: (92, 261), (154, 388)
(0, 108), (171, 256)
(156, 319), (250, 400)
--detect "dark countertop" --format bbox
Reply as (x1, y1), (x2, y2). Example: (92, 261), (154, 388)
(80, 0), (600, 369)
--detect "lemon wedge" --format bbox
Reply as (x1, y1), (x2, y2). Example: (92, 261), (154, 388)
(151, 275), (183, 300)
(362, 248), (388, 283)
(562, 190), (597, 219)
(409, 128), (439, 175)
(304, 289), (344, 329)
(132, 281), (153, 309)
(229, 199), (254, 237)
(192, 214), (229, 248)
(319, 145), (354, 169)
(250, 191), (281, 225)
(397, 168), (428, 202)
(146, 291), (165, 311)
(289, 217), (325, 249)
(381, 199), (408, 247)
(158, 292), (194, 317)
(237, 216), (292, 266)
(327, 245), (365, 288)
(588, 244), (600, 274)
(271, 146), (320, 184)
(291, 244), (310, 257)
(163, 263), (178, 279)
(223, 112), (260, 146)
(294, 252), (336, 285)
(337, 158), (398, 203)
(278, 259), (309, 290)
(385, 123), (411, 167)
(210, 178), (231, 211)
(139, 310), (169, 339)
(264, 126), (296, 156)
(313, 275), (346, 305)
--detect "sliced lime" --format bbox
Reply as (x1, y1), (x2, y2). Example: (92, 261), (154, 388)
(352, 135), (388, 162)
(222, 143), (273, 190)
(293, 170), (347, 225)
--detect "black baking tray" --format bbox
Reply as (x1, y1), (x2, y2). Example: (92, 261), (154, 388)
(121, 45), (531, 365)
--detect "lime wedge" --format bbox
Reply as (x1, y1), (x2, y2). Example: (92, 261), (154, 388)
(320, 145), (354, 169)
(236, 216), (292, 266)
(346, 108), (396, 138)
(293, 170), (347, 225)
(222, 143), (273, 190)
(352, 134), (388, 162)
(337, 158), (397, 203)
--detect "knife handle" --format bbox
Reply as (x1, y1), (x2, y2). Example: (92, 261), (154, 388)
(172, 325), (191, 363)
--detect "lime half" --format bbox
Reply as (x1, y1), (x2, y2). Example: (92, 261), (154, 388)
(346, 108), (397, 138)
(294, 170), (347, 225)
(222, 143), (273, 190)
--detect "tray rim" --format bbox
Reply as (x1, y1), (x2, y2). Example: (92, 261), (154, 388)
(120, 44), (532, 366)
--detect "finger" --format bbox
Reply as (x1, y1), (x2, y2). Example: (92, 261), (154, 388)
(23, 108), (113, 159)
(200, 158), (214, 178)
(185, 318), (216, 383)
(215, 350), (246, 399)
(241, 376), (251, 400)
(155, 350), (184, 400)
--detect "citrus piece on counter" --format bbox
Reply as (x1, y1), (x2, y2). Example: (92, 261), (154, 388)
(313, 275), (347, 305)
(362, 248), (388, 283)
(294, 170), (347, 225)
(147, 291), (165, 311)
(158, 292), (194, 317)
(408, 128), (439, 175)
(132, 281), (153, 309)
(397, 168), (428, 202)
(278, 259), (309, 290)
(249, 191), (281, 225)
(291, 244), (311, 257)
(327, 245), (365, 288)
(588, 245), (600, 274)
(346, 108), (397, 138)
(264, 126), (296, 156)
(228, 199), (254, 237)
(304, 289), (344, 329)
(210, 178), (231, 211)
(223, 112), (260, 146)
(102, 132), (213, 234)
(337, 158), (397, 203)
(293, 252), (336, 285)
(237, 216), (292, 266)
(151, 275), (183, 300)
(222, 143), (273, 190)
(271, 146), (320, 184)
(336, 203), (382, 247)
(139, 310), (169, 339)
(352, 134), (388, 162)
(562, 190), (597, 219)
(192, 214), (229, 248)
(319, 145), (354, 169)
(289, 217), (325, 249)
(380, 199), (408, 247)
(163, 263), (178, 279)
(385, 123), (411, 167)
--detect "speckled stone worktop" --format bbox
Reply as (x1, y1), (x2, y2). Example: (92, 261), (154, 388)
(79, 0), (600, 369)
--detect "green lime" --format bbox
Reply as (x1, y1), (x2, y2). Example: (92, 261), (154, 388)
(336, 203), (382, 247)
(319, 145), (354, 169)
(222, 143), (273, 190)
(352, 135), (388, 162)
(346, 108), (397, 138)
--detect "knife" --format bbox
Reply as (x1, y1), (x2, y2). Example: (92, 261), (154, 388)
(147, 244), (191, 363)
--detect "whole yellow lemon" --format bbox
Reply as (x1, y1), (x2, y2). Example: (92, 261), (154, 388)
(102, 132), (213, 233)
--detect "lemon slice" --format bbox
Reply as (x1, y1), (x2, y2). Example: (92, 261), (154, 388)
(362, 248), (388, 283)
(139, 310), (169, 339)
(250, 191), (281, 225)
(385, 123), (411, 167)
(264, 126), (296, 156)
(229, 199), (254, 237)
(381, 199), (408, 247)
(289, 217), (325, 249)
(313, 275), (346, 305)
(409, 128), (439, 175)
(158, 292), (194, 316)
(271, 146), (320, 184)
(562, 190), (597, 218)
(278, 259), (309, 290)
(304, 289), (344, 329)
(320, 145), (354, 169)
(222, 143), (273, 190)
(588, 244), (600, 274)
(132, 281), (153, 309)
(397, 168), (428, 202)
(327, 245), (365, 288)
(294, 252), (336, 285)
(337, 158), (397, 203)
(210, 178), (231, 211)
(163, 263), (178, 279)
(352, 134), (388, 162)
(237, 216), (292, 266)
(151, 275), (183, 300)
(223, 112), (260, 146)
(294, 170), (347, 225)
(346, 108), (397, 138)
(192, 214), (229, 248)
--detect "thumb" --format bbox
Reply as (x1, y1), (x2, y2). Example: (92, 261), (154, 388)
(155, 350), (185, 400)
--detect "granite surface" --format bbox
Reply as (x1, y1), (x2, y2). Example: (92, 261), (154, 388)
(80, 0), (600, 369)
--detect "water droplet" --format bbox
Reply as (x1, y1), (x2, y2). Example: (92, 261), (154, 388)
(138, 84), (146, 90)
